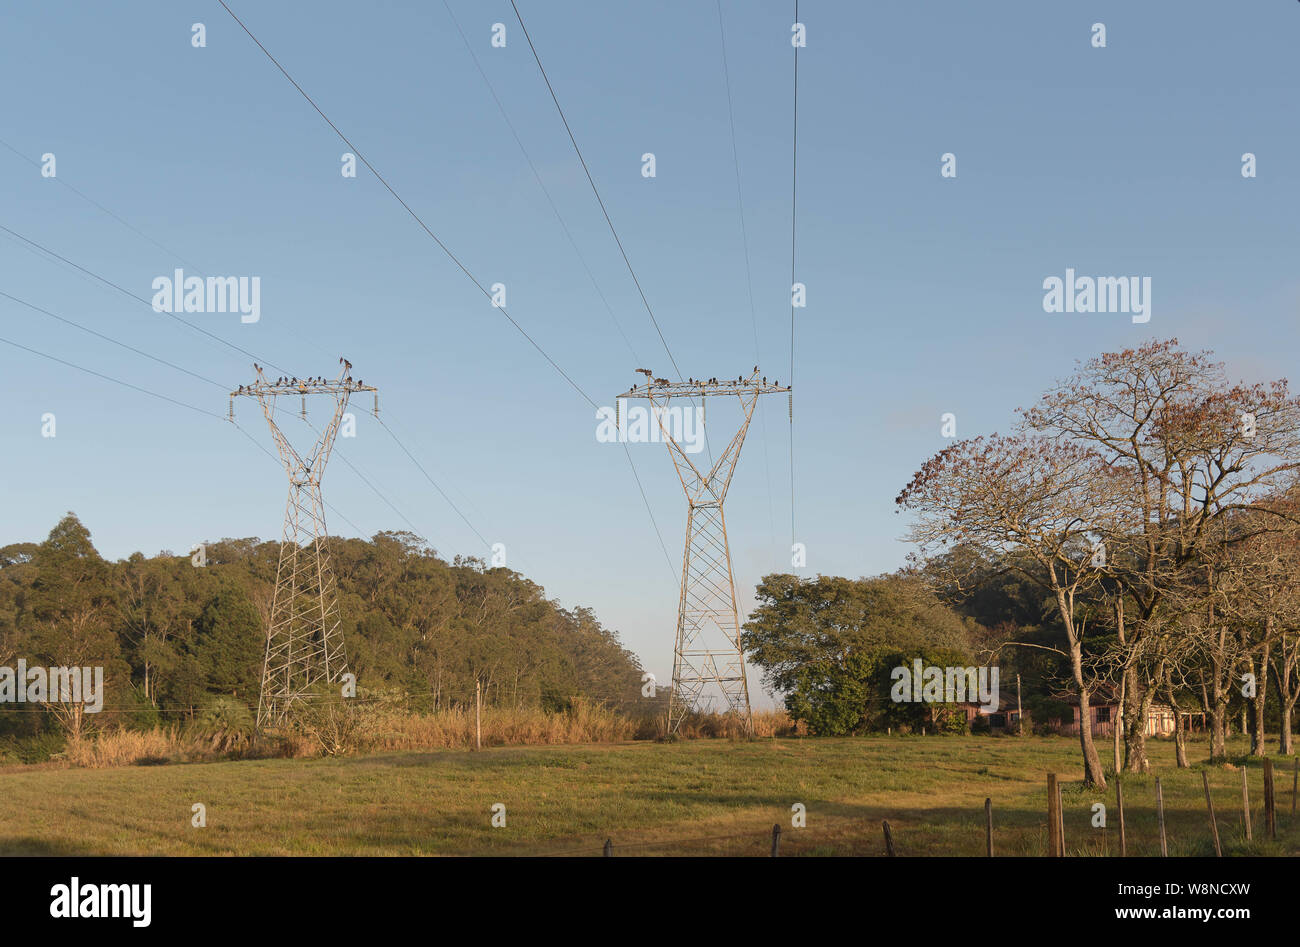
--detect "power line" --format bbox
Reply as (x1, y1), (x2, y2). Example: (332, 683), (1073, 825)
(301, 415), (428, 544)
(214, 0), (593, 408)
(508, 0), (681, 382)
(0, 136), (209, 276)
(0, 221), (287, 377)
(0, 289), (226, 390)
(505, 0), (718, 516)
(0, 274), (402, 544)
(375, 414), (489, 550)
(0, 333), (223, 420)
(1, 129), (526, 564)
(215, 0), (677, 579)
(788, 0), (800, 548)
(1, 324), (364, 539)
(4, 7), (675, 585)
(0, 222), (515, 565)
(439, 0), (641, 366)
(716, 0), (778, 557)
(0, 316), (374, 539)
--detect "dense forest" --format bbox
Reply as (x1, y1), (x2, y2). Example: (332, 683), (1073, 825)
(0, 513), (645, 744)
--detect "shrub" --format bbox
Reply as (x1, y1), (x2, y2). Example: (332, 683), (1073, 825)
(0, 731), (67, 764)
(192, 696), (256, 754)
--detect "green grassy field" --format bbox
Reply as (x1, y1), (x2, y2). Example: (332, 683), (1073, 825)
(1, 735), (1295, 856)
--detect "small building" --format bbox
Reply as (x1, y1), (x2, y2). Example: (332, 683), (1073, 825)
(957, 696), (1021, 732)
(1061, 686), (1204, 737)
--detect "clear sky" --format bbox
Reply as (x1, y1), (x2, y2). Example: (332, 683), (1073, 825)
(2, 1), (1298, 705)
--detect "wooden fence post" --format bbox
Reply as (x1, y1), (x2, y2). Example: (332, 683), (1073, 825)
(475, 679), (482, 751)
(1057, 781), (1066, 854)
(770, 824), (781, 857)
(1241, 767), (1252, 842)
(1202, 771), (1222, 857)
(1156, 777), (1168, 857)
(1264, 758), (1276, 840)
(985, 798), (993, 857)
(882, 820), (896, 856)
(603, 838), (613, 857)
(1047, 774), (1060, 856)
(1115, 776), (1126, 857)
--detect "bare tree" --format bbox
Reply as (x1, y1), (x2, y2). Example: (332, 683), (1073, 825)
(898, 434), (1129, 787)
(1021, 340), (1300, 770)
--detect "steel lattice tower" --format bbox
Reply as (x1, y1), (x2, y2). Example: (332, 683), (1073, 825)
(230, 359), (378, 729)
(620, 367), (790, 735)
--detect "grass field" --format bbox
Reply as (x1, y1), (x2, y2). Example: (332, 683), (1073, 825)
(1, 735), (1296, 856)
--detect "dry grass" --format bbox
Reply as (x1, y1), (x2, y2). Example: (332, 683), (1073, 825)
(36, 705), (799, 770)
(62, 727), (204, 768)
(668, 708), (801, 739)
(356, 702), (635, 752)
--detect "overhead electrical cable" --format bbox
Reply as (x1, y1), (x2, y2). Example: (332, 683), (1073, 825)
(215, 0), (677, 578)
(716, 0), (778, 555)
(215, 0), (592, 408)
(788, 0), (800, 547)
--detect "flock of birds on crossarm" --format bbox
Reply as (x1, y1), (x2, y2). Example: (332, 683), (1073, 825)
(628, 366), (777, 393)
(236, 358), (365, 395)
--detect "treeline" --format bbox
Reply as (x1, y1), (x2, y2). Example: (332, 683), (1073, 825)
(898, 339), (1300, 786)
(0, 514), (645, 748)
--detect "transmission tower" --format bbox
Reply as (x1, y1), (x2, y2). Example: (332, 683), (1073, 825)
(230, 358), (378, 729)
(619, 367), (789, 735)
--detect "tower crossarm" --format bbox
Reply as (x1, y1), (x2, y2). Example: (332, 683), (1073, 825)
(617, 368), (789, 505)
(619, 367), (789, 402)
(230, 359), (378, 485)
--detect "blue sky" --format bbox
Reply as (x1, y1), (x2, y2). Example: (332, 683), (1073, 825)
(2, 1), (1298, 703)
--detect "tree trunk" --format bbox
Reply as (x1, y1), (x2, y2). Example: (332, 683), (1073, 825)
(1251, 642), (1270, 756)
(1112, 674), (1124, 774)
(1123, 663), (1150, 773)
(1201, 646), (1229, 762)
(1067, 631), (1106, 787)
(1273, 640), (1295, 756)
(1056, 588), (1105, 787)
(1160, 663), (1189, 768)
